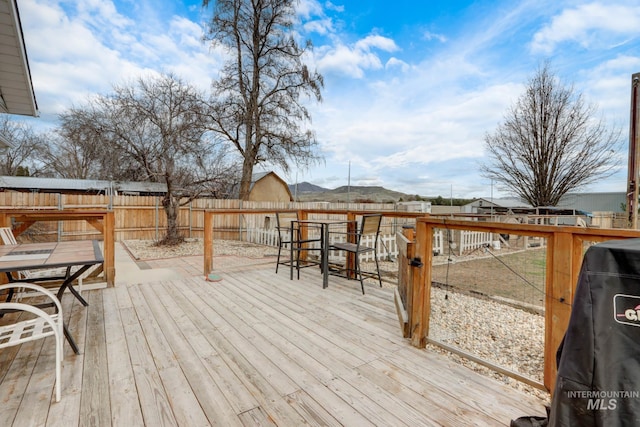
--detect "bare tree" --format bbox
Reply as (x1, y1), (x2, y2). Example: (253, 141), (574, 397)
(39, 131), (107, 179)
(481, 63), (620, 207)
(0, 116), (44, 176)
(202, 0), (324, 200)
(57, 73), (238, 244)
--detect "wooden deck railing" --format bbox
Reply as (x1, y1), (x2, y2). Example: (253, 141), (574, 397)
(203, 208), (640, 393)
(411, 217), (640, 392)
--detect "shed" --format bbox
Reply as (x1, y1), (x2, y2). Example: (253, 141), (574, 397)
(246, 171), (293, 202)
(397, 201), (432, 213)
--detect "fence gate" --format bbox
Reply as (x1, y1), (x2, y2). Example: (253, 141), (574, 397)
(394, 227), (414, 338)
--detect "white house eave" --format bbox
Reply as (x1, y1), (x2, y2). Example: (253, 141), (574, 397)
(0, 0), (38, 117)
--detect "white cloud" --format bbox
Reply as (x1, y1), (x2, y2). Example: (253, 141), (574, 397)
(385, 57), (409, 72)
(304, 18), (335, 35)
(531, 3), (640, 53)
(75, 0), (132, 29)
(316, 45), (380, 77)
(580, 55), (640, 124)
(19, 0), (222, 118)
(354, 35), (398, 52)
(316, 35), (398, 77)
(314, 80), (520, 175)
(423, 31), (447, 43)
(297, 0), (325, 19)
(324, 2), (345, 13)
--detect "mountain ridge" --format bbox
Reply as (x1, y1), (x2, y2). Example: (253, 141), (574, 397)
(288, 182), (423, 203)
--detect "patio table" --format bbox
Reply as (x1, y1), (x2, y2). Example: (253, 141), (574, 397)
(294, 219), (356, 288)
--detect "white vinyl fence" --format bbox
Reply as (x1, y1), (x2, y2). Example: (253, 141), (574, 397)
(458, 231), (494, 254)
(242, 227), (446, 262)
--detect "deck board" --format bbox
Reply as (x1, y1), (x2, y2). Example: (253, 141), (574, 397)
(0, 264), (548, 426)
(80, 290), (111, 426)
(101, 287), (145, 426)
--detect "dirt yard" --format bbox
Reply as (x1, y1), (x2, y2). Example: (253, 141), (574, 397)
(430, 247), (547, 308)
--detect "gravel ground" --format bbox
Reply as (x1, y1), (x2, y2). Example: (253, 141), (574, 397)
(428, 285), (548, 402)
(123, 238), (549, 404)
(123, 238), (272, 259)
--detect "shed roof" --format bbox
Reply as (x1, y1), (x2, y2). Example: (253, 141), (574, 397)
(230, 171), (293, 200)
(0, 0), (38, 117)
(0, 176), (167, 194)
(464, 197), (531, 209)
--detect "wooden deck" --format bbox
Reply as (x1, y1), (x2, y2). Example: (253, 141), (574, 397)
(0, 263), (547, 426)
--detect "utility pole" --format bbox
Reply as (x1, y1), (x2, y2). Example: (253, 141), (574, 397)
(347, 161), (351, 205)
(627, 73), (640, 228)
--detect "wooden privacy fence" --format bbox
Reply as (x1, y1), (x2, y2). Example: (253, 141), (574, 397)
(0, 192), (420, 241)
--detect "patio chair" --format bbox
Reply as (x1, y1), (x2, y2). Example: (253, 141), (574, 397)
(0, 282), (64, 402)
(0, 227), (33, 283)
(275, 212), (322, 279)
(329, 214), (383, 294)
(0, 227), (16, 246)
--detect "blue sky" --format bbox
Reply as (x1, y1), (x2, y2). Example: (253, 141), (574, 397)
(15, 0), (640, 198)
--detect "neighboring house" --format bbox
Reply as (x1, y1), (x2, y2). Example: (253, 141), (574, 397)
(557, 192), (626, 213)
(462, 198), (532, 215)
(464, 192), (626, 215)
(243, 171), (293, 202)
(0, 176), (167, 196)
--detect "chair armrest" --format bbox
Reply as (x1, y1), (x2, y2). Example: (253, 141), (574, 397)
(0, 301), (63, 350)
(0, 282), (63, 314)
(0, 302), (60, 326)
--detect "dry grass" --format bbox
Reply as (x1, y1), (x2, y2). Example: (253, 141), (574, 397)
(432, 247), (547, 308)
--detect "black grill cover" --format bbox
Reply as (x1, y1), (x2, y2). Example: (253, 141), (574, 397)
(549, 238), (640, 426)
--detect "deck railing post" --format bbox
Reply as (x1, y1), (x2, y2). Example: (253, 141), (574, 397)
(104, 211), (115, 287)
(298, 209), (310, 261)
(204, 211), (213, 276)
(544, 230), (575, 392)
(410, 219), (433, 347)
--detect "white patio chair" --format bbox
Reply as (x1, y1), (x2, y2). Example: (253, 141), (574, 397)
(0, 227), (17, 245)
(0, 282), (64, 402)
